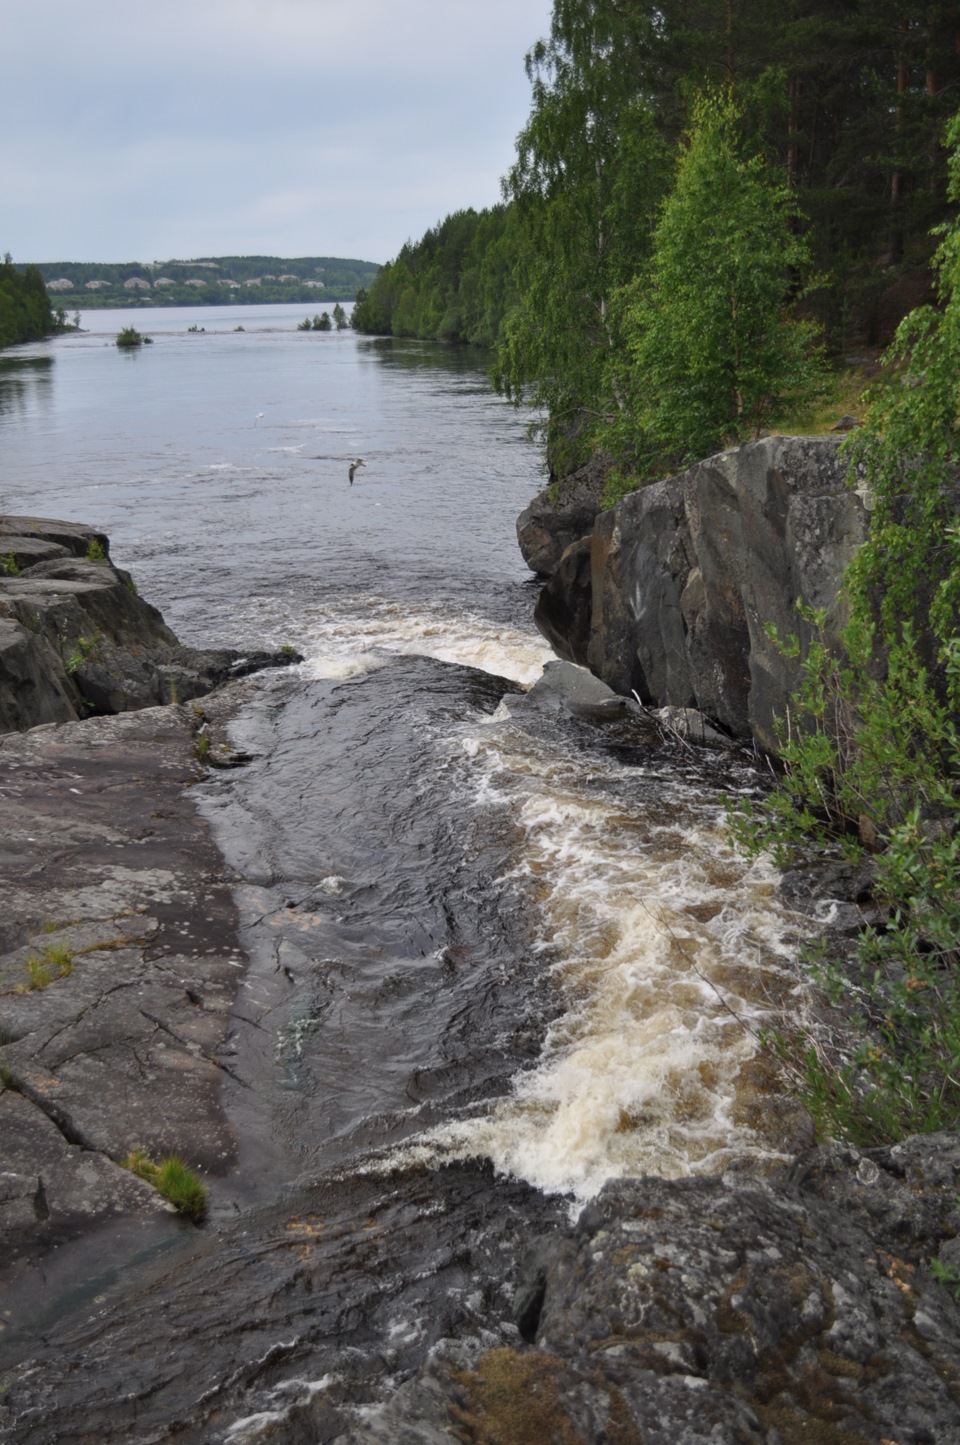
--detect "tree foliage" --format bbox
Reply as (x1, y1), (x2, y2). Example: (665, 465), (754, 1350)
(606, 91), (824, 473)
(351, 207), (519, 347)
(357, 2), (960, 479)
(733, 106), (960, 1145)
(0, 255), (55, 349)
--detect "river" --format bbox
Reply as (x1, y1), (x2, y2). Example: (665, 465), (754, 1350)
(0, 305), (808, 1440)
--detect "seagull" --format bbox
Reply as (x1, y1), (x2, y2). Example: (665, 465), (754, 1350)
(255, 412), (264, 426)
(348, 457), (366, 484)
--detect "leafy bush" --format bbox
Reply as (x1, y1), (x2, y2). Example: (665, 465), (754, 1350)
(116, 326), (151, 348)
(732, 108), (960, 1146)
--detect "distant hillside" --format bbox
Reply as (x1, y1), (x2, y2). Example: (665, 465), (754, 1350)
(32, 255), (381, 309)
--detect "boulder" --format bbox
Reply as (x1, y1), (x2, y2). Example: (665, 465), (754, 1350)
(533, 537), (592, 665)
(0, 516), (300, 734)
(516, 459), (607, 577)
(530, 437), (869, 751)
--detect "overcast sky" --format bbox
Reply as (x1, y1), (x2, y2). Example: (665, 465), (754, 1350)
(2, 0), (554, 266)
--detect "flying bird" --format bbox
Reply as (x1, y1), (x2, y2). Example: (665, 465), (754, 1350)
(348, 457), (366, 484)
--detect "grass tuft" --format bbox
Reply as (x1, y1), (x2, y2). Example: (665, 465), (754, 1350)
(122, 1148), (208, 1223)
(15, 942), (74, 993)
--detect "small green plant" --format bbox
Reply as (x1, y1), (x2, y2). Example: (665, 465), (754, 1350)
(932, 1256), (960, 1301)
(65, 633), (101, 673)
(42, 920), (59, 933)
(15, 943), (74, 993)
(122, 1148), (208, 1222)
(192, 733), (211, 763)
(297, 316), (312, 331)
(278, 643), (298, 657)
(116, 326), (147, 348)
(85, 537), (107, 563)
(123, 574), (138, 595)
(0, 551), (20, 576)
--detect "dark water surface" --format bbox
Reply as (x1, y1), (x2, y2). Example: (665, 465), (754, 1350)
(0, 308), (809, 1440)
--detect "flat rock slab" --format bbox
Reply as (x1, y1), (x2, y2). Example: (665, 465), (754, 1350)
(0, 705), (246, 1295)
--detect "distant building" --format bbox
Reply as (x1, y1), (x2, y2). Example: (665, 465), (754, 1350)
(304, 280), (325, 289)
(184, 279), (208, 288)
(153, 277), (176, 288)
(222, 280), (240, 289)
(123, 277), (151, 291)
(262, 274), (276, 281)
(84, 279), (110, 290)
(47, 278), (73, 292)
(278, 274), (298, 282)
(244, 278), (262, 287)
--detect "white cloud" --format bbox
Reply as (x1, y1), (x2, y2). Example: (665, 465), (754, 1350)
(2, 0), (553, 262)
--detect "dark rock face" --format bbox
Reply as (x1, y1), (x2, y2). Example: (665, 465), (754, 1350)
(0, 515), (298, 735)
(516, 459), (607, 577)
(533, 537), (593, 664)
(0, 702), (252, 1296)
(341, 1139), (960, 1443)
(530, 437), (869, 751)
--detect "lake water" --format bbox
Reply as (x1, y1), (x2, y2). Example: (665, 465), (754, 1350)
(0, 305), (809, 1440)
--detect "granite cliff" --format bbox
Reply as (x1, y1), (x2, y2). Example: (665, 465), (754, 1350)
(520, 436), (869, 754)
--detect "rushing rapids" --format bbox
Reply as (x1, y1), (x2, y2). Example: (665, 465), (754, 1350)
(0, 307), (846, 1441)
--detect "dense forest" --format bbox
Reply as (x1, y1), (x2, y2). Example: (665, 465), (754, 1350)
(0, 255), (56, 348)
(353, 0), (960, 478)
(33, 255), (380, 310)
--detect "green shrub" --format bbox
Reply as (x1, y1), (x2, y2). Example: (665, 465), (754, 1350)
(116, 326), (151, 348)
(0, 551), (20, 576)
(85, 537), (107, 562)
(731, 108), (960, 1147)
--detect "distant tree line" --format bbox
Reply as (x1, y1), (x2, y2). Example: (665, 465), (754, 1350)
(353, 0), (960, 477)
(32, 255), (381, 310)
(0, 255), (56, 348)
(352, 206), (519, 346)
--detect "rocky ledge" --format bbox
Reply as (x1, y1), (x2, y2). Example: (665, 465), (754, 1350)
(523, 436), (869, 754)
(341, 1137), (960, 1444)
(0, 515), (295, 735)
(0, 516), (302, 1353)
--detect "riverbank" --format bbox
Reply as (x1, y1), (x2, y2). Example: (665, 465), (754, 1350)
(2, 516), (960, 1441)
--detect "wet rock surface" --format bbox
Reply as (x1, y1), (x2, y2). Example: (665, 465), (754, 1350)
(0, 515), (297, 735)
(340, 1140), (960, 1444)
(0, 702), (250, 1329)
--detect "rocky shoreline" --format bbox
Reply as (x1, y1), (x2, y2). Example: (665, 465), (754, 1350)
(0, 515), (295, 735)
(2, 508), (960, 1441)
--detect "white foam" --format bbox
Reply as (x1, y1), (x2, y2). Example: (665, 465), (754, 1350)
(395, 720), (808, 1204)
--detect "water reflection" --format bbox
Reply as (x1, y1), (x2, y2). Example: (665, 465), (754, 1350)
(0, 354), (54, 420)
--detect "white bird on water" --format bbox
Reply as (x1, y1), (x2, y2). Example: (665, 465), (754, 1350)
(348, 457), (366, 484)
(255, 412), (264, 426)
